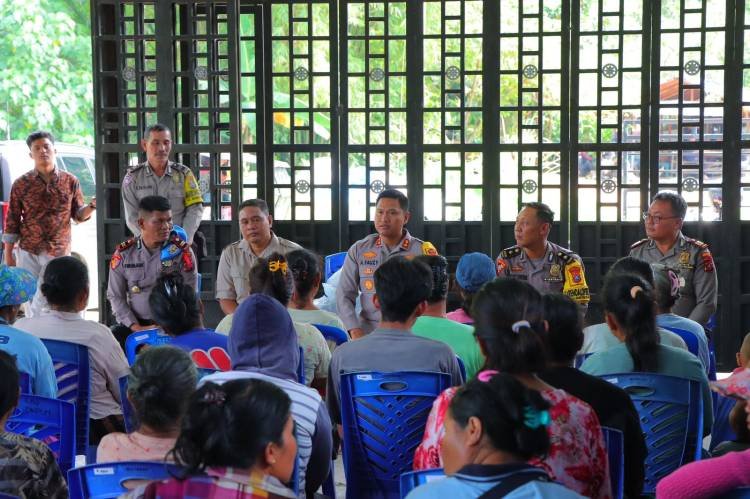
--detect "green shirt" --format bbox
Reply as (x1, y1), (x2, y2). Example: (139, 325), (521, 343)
(412, 315), (485, 380)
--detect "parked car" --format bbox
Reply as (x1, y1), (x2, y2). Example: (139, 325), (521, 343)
(0, 140), (99, 313)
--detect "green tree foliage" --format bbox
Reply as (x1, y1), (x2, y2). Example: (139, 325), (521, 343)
(0, 0), (93, 145)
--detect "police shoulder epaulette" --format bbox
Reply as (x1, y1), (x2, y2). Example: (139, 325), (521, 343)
(500, 246), (522, 259)
(685, 237), (709, 249)
(556, 250), (574, 264)
(630, 238), (649, 250)
(170, 234), (190, 249)
(116, 238), (136, 252)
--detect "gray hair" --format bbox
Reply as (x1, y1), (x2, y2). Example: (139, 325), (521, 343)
(128, 346), (198, 431)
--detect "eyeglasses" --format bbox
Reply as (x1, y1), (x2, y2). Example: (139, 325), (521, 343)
(642, 212), (681, 224)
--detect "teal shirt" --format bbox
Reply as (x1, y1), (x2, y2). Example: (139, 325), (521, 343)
(580, 342), (713, 433)
(412, 315), (484, 380)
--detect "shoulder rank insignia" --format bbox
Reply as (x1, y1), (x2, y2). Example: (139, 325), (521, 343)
(630, 238), (649, 250)
(556, 251), (574, 264)
(685, 237), (709, 250)
(500, 246), (522, 259)
(421, 241), (438, 256)
(116, 238), (136, 252)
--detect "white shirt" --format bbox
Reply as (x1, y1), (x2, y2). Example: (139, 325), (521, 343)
(15, 310), (129, 419)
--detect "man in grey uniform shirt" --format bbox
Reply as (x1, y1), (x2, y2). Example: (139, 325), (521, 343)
(630, 191), (717, 325)
(121, 123), (204, 243)
(215, 198), (301, 315)
(336, 189), (438, 338)
(107, 195), (197, 346)
(496, 202), (590, 312)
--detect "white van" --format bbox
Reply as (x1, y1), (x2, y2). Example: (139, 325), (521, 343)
(0, 140), (99, 313)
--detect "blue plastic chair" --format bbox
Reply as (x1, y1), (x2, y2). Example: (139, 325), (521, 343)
(709, 394), (738, 453)
(574, 352), (593, 368)
(662, 326), (701, 360)
(602, 426), (624, 499)
(313, 323), (349, 345)
(340, 371), (451, 499)
(298, 346), (305, 384)
(6, 394), (76, 474)
(601, 373), (703, 494)
(124, 329), (172, 365)
(41, 338), (91, 456)
(67, 461), (183, 499)
(0, 493), (19, 498)
(722, 488), (750, 498)
(399, 469), (445, 498)
(456, 356), (467, 382)
(325, 252), (347, 280)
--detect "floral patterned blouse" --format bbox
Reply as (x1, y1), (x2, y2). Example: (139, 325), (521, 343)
(413, 386), (612, 499)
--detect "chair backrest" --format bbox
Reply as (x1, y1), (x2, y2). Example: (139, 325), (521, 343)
(298, 346), (305, 384)
(312, 323), (349, 346)
(709, 393), (738, 453)
(6, 394), (76, 474)
(455, 356), (466, 382)
(574, 352), (593, 369)
(601, 373), (702, 494)
(399, 469), (445, 498)
(662, 326), (700, 359)
(18, 372), (30, 394)
(124, 329), (172, 365)
(325, 252), (347, 280)
(67, 461), (183, 499)
(602, 426), (624, 499)
(721, 488), (750, 499)
(41, 338), (91, 456)
(340, 371), (451, 499)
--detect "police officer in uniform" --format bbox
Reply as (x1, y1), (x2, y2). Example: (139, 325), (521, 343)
(107, 195), (198, 347)
(496, 202), (590, 312)
(215, 198), (301, 315)
(630, 191), (717, 325)
(336, 189), (438, 339)
(122, 123), (204, 243)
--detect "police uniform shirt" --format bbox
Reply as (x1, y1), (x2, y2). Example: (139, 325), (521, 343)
(215, 232), (302, 303)
(107, 237), (198, 327)
(496, 241), (590, 310)
(629, 231), (717, 325)
(122, 161), (204, 242)
(336, 230), (438, 334)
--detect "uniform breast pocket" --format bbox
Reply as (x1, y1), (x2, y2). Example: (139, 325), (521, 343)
(231, 272), (249, 299)
(126, 268), (147, 290)
(679, 268), (695, 297)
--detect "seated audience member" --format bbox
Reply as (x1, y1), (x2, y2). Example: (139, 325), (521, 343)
(149, 274), (230, 371)
(327, 256), (463, 429)
(656, 369), (750, 498)
(0, 265), (56, 398)
(15, 256), (129, 444)
(538, 294), (646, 498)
(411, 254), (485, 380)
(414, 278), (611, 499)
(202, 294), (332, 498)
(580, 256), (688, 354)
(710, 333), (750, 455)
(216, 253), (330, 390)
(652, 263), (710, 374)
(97, 346), (197, 463)
(580, 273), (713, 434)
(406, 373), (584, 499)
(286, 248), (346, 332)
(126, 379), (297, 498)
(0, 351), (68, 498)
(446, 252), (496, 325)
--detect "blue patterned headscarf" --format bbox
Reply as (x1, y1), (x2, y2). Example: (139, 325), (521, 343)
(0, 265), (36, 307)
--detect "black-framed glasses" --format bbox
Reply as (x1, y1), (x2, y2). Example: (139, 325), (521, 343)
(642, 211), (681, 224)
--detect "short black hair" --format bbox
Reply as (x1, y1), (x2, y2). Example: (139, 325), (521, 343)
(138, 195), (171, 214)
(374, 256), (432, 322)
(607, 256), (654, 286)
(239, 199), (270, 216)
(652, 191), (687, 219)
(249, 252), (293, 306)
(542, 293), (583, 364)
(149, 274), (201, 335)
(41, 256), (89, 310)
(376, 189), (409, 211)
(143, 123), (171, 140)
(414, 255), (449, 303)
(450, 373), (550, 460)
(171, 379), (291, 474)
(26, 131), (55, 148)
(0, 350), (20, 418)
(524, 202), (554, 225)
